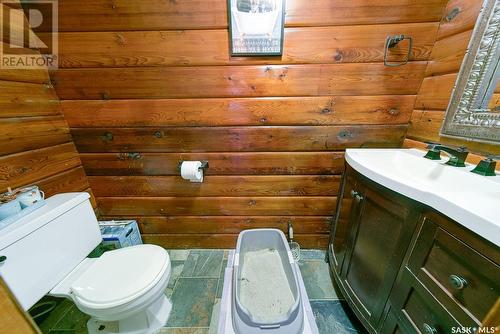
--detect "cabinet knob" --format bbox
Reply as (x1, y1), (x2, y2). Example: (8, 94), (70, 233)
(350, 190), (364, 202)
(449, 274), (467, 290)
(423, 323), (437, 334)
(0, 256), (6, 264)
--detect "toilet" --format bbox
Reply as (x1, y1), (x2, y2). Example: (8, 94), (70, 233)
(0, 192), (172, 334)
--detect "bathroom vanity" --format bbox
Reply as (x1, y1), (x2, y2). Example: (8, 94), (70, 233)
(329, 149), (500, 334)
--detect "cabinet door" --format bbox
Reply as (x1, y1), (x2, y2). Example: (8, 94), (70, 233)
(329, 167), (359, 275)
(340, 180), (420, 328)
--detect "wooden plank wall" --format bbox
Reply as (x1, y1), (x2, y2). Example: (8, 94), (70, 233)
(46, 0), (450, 249)
(406, 0), (500, 156)
(0, 2), (94, 204)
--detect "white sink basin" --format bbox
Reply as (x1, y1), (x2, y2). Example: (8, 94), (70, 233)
(346, 148), (500, 246)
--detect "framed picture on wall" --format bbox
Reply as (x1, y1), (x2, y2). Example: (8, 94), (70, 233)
(228, 0), (286, 56)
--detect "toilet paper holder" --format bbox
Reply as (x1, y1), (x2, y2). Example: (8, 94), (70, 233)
(177, 160), (209, 172)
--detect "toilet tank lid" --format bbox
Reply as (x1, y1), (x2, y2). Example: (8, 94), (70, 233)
(0, 192), (91, 250)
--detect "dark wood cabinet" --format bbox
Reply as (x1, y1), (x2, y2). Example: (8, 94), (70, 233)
(331, 166), (420, 331)
(329, 164), (500, 334)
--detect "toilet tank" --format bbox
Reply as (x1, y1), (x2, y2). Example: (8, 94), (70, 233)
(0, 192), (102, 310)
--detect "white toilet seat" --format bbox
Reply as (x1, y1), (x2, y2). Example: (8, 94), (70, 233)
(49, 244), (173, 332)
(71, 244), (170, 310)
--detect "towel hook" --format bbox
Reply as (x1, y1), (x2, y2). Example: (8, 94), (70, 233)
(384, 34), (413, 67)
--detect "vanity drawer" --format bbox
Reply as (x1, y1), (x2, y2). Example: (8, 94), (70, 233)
(397, 282), (460, 334)
(407, 217), (500, 323)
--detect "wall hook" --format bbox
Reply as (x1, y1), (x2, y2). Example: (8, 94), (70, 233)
(384, 34), (413, 67)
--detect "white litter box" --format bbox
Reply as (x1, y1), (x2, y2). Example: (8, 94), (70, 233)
(218, 229), (319, 334)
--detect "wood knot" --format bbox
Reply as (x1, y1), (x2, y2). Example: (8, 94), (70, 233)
(334, 51), (343, 62)
(114, 33), (126, 46)
(388, 108), (400, 116)
(320, 108), (332, 114)
(153, 130), (164, 138)
(101, 132), (114, 142)
(337, 130), (353, 139)
(445, 7), (460, 22)
(100, 91), (111, 100)
(278, 67), (288, 81)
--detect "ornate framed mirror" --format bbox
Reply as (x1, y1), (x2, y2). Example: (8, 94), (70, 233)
(441, 0), (500, 144)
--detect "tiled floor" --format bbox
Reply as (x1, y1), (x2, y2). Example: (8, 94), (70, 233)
(36, 249), (365, 334)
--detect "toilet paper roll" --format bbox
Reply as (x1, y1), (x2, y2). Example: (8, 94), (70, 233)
(180, 161), (204, 183)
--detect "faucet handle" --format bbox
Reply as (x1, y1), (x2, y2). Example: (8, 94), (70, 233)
(471, 156), (497, 176)
(424, 141), (439, 149)
(423, 142), (441, 160)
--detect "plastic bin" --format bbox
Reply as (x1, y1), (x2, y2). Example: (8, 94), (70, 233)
(98, 220), (143, 251)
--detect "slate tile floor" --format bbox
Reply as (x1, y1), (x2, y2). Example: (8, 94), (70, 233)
(37, 249), (365, 334)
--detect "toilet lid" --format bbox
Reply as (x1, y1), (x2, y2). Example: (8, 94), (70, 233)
(70, 244), (169, 309)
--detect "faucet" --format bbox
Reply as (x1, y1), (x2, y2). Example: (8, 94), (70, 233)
(423, 143), (469, 167)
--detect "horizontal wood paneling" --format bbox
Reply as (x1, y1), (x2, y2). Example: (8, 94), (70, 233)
(436, 0), (483, 40)
(142, 233), (329, 249)
(0, 116), (72, 156)
(414, 73), (457, 111)
(71, 125), (407, 153)
(0, 68), (49, 85)
(105, 216), (332, 234)
(425, 29), (472, 76)
(62, 95), (414, 127)
(286, 0), (447, 27)
(0, 143), (81, 192)
(51, 0), (448, 248)
(89, 175), (341, 197)
(34, 0), (447, 32)
(407, 110), (451, 144)
(0, 8), (49, 83)
(36, 167), (90, 197)
(98, 197), (337, 216)
(52, 23), (438, 68)
(0, 81), (60, 118)
(80, 152), (345, 176)
(35, 0), (229, 32)
(0, 8), (93, 214)
(52, 63), (427, 99)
